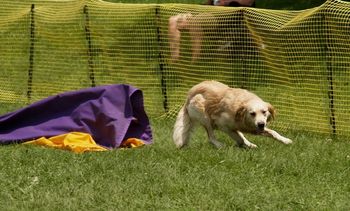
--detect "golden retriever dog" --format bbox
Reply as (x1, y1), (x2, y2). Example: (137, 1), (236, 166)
(173, 80), (292, 148)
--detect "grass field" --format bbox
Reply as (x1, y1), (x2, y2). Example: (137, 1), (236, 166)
(0, 119), (349, 210)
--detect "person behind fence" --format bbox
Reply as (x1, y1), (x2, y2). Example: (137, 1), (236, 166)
(168, 0), (256, 62)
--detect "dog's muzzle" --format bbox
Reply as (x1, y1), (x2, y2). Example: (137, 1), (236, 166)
(257, 122), (265, 132)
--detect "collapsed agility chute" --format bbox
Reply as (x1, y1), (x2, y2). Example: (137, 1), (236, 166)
(0, 84), (152, 151)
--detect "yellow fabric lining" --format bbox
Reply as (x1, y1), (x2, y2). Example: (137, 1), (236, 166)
(23, 132), (145, 153)
(120, 138), (145, 148)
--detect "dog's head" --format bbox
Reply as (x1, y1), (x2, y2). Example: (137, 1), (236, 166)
(235, 100), (275, 133)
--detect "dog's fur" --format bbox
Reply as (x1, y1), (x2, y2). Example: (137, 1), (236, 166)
(173, 81), (292, 148)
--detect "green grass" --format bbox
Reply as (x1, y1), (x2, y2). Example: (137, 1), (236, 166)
(0, 119), (349, 210)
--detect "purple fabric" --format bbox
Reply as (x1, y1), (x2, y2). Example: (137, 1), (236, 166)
(0, 84), (152, 148)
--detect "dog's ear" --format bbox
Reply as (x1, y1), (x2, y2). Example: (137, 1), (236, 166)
(267, 103), (276, 122)
(235, 105), (246, 122)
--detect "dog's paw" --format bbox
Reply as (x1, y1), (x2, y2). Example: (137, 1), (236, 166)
(281, 137), (293, 145)
(214, 142), (225, 149)
(248, 143), (258, 148)
(238, 143), (257, 149)
(210, 140), (225, 149)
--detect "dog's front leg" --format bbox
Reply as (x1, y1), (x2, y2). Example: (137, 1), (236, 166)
(226, 130), (257, 148)
(263, 128), (293, 144)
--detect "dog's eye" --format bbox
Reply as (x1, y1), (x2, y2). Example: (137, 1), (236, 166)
(250, 112), (256, 117)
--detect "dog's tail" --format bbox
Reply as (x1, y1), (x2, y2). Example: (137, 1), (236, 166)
(173, 105), (192, 148)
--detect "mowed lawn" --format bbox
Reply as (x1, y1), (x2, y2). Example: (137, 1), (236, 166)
(0, 118), (349, 210)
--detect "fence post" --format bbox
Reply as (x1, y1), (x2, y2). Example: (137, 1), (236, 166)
(155, 5), (168, 112)
(27, 4), (35, 103)
(83, 5), (96, 87)
(323, 13), (336, 136)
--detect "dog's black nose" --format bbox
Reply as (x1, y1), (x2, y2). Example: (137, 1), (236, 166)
(257, 122), (265, 130)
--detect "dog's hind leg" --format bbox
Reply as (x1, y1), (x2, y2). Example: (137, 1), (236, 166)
(188, 94), (224, 148)
(226, 130), (257, 148)
(263, 128), (293, 144)
(204, 124), (224, 148)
